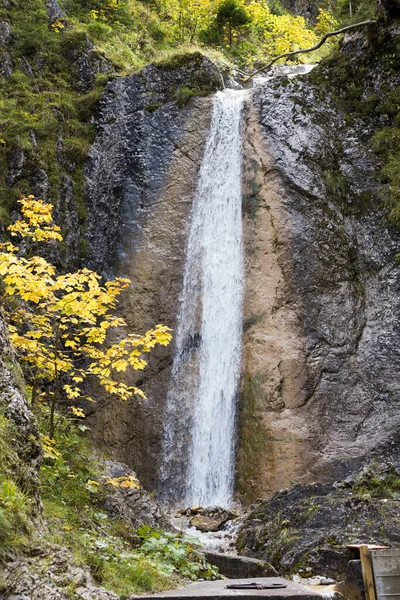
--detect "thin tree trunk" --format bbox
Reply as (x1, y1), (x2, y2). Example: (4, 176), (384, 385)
(31, 382), (37, 405)
(49, 323), (60, 438)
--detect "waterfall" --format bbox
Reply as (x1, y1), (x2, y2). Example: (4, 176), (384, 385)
(161, 89), (247, 508)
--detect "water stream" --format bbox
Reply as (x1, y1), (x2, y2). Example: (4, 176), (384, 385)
(160, 88), (247, 508)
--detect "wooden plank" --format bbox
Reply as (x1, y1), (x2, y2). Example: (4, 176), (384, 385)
(347, 544), (390, 550)
(360, 544), (377, 600)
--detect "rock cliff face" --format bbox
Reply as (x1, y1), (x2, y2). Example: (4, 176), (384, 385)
(237, 23), (400, 502)
(0, 316), (42, 508)
(279, 0), (321, 23)
(83, 26), (400, 506)
(84, 53), (222, 491)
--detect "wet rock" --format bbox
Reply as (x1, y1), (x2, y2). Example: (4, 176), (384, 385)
(190, 507), (238, 532)
(85, 52), (222, 278)
(205, 552), (278, 578)
(335, 560), (364, 600)
(190, 515), (226, 533)
(85, 53), (221, 494)
(237, 471), (400, 579)
(238, 23), (400, 501)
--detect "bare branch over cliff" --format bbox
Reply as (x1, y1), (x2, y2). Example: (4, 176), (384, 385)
(245, 19), (378, 82)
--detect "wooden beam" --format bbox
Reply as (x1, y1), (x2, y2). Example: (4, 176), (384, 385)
(359, 544), (377, 600)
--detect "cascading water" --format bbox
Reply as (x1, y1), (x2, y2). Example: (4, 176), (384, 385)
(160, 88), (247, 508)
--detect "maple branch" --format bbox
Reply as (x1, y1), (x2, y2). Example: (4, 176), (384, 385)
(244, 19), (378, 82)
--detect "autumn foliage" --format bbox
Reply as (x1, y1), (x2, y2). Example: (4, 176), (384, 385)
(0, 196), (172, 436)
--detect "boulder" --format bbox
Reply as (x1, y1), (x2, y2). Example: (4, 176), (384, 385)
(190, 515), (226, 533)
(205, 552), (278, 579)
(189, 506), (239, 532)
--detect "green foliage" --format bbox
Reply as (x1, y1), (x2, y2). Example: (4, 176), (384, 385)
(174, 85), (209, 107)
(216, 0), (251, 47)
(0, 197), (172, 437)
(138, 526), (219, 579)
(0, 414), (32, 556)
(335, 0), (376, 24)
(309, 30), (400, 229)
(35, 406), (218, 595)
(353, 464), (400, 499)
(0, 0), (105, 254)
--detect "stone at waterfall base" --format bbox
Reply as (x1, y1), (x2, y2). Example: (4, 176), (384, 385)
(205, 553), (278, 579)
(131, 578), (323, 599)
(184, 506), (239, 532)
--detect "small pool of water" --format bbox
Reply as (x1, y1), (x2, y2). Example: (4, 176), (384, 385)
(169, 514), (242, 553)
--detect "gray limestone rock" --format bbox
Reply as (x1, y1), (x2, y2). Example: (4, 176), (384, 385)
(0, 317), (42, 506)
(64, 38), (110, 91)
(0, 21), (12, 46)
(103, 461), (168, 529)
(205, 552), (278, 579)
(1, 50), (13, 78)
(6, 148), (26, 187)
(46, 0), (65, 23)
(21, 57), (35, 79)
(85, 52), (222, 277)
(0, 547), (119, 600)
(84, 53), (222, 492)
(189, 507), (239, 532)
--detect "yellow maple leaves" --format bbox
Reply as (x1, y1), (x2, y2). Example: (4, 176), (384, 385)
(104, 474), (141, 489)
(0, 196), (172, 435)
(7, 196), (63, 243)
(247, 2), (318, 60)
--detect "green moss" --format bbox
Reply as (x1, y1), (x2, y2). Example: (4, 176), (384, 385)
(174, 85), (212, 107)
(145, 102), (163, 112)
(243, 167), (262, 220)
(243, 313), (265, 332)
(353, 464), (400, 499)
(156, 51), (205, 71)
(0, 0), (110, 258)
(236, 371), (270, 504)
(309, 29), (400, 228)
(0, 412), (33, 557)
(3, 358), (28, 398)
(323, 168), (348, 207)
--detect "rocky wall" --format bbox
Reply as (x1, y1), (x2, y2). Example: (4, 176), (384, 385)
(84, 54), (222, 491)
(236, 25), (400, 503)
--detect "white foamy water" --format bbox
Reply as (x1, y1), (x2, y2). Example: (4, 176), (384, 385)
(161, 89), (247, 508)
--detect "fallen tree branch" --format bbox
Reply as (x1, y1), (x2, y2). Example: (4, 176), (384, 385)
(245, 19), (378, 82)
